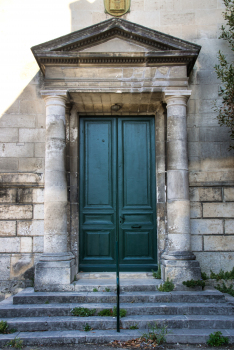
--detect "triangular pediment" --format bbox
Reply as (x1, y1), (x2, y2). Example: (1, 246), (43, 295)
(77, 38), (151, 53)
(31, 18), (201, 75)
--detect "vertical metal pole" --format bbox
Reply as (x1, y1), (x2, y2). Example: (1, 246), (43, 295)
(116, 240), (120, 332)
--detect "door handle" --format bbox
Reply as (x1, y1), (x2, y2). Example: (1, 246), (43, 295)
(131, 225), (142, 228)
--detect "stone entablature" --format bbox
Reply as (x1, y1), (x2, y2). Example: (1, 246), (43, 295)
(31, 18), (200, 76)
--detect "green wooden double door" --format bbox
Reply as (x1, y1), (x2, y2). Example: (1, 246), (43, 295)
(79, 116), (157, 272)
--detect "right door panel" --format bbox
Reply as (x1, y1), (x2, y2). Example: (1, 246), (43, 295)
(118, 117), (157, 270)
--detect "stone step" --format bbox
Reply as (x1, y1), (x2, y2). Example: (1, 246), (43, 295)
(1, 328), (234, 347)
(2, 314), (234, 332)
(77, 272), (154, 279)
(1, 302), (233, 318)
(13, 288), (226, 305)
(73, 278), (162, 292)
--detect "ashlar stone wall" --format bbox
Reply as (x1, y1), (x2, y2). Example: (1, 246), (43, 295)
(0, 79), (45, 298)
(190, 186), (234, 274)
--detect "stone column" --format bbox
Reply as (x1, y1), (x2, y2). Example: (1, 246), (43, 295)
(35, 91), (75, 291)
(161, 91), (201, 284)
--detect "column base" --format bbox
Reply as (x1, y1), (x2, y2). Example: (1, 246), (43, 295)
(34, 253), (76, 292)
(161, 254), (201, 289)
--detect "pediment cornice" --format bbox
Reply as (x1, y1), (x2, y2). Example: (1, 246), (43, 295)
(31, 18), (201, 76)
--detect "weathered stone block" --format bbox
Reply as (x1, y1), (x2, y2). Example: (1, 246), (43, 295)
(35, 143), (45, 157)
(196, 251), (234, 274)
(0, 188), (17, 203)
(33, 204), (44, 219)
(167, 170), (189, 200)
(187, 127), (199, 142)
(19, 129), (46, 143)
(167, 200), (190, 234)
(33, 236), (44, 253)
(161, 12), (195, 25)
(0, 143), (34, 158)
(34, 253), (75, 288)
(18, 220), (44, 236)
(195, 9), (223, 26)
(0, 128), (18, 142)
(189, 187), (222, 202)
(10, 254), (34, 278)
(0, 114), (36, 128)
(190, 202), (202, 218)
(200, 142), (221, 159)
(191, 235), (202, 251)
(0, 205), (32, 219)
(0, 255), (11, 280)
(33, 188), (44, 203)
(203, 202), (234, 218)
(204, 235), (234, 251)
(19, 84), (38, 100)
(17, 189), (33, 203)
(19, 158), (44, 173)
(224, 187), (234, 201)
(225, 220), (234, 234)
(199, 127), (229, 142)
(0, 173), (43, 185)
(0, 221), (16, 236)
(20, 100), (45, 114)
(169, 66), (187, 78)
(20, 237), (33, 253)
(37, 114), (46, 129)
(189, 170), (234, 184)
(0, 159), (18, 172)
(0, 237), (20, 253)
(191, 219), (223, 234)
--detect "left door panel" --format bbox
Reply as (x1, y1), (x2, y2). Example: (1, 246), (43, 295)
(79, 117), (117, 271)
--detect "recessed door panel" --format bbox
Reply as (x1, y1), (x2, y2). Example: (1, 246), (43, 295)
(79, 116), (157, 271)
(122, 121), (151, 208)
(84, 120), (113, 208)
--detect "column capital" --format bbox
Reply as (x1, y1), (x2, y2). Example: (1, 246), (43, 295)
(163, 90), (192, 106)
(41, 90), (69, 106)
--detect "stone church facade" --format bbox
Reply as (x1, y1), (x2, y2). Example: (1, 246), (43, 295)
(0, 0), (234, 296)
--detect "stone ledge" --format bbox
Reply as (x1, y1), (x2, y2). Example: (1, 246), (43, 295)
(0, 173), (44, 187)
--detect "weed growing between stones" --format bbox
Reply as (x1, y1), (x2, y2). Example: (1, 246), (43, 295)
(215, 283), (234, 297)
(71, 307), (96, 317)
(141, 322), (168, 345)
(83, 323), (91, 332)
(0, 320), (17, 334)
(152, 264), (161, 279)
(0, 320), (8, 334)
(207, 331), (229, 346)
(201, 271), (209, 280)
(98, 308), (113, 316)
(93, 288), (98, 292)
(6, 337), (23, 349)
(98, 308), (127, 317)
(129, 324), (138, 329)
(201, 267), (234, 281)
(105, 287), (111, 292)
(45, 300), (49, 304)
(182, 279), (206, 289)
(113, 306), (126, 317)
(210, 267), (234, 281)
(157, 278), (174, 292)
